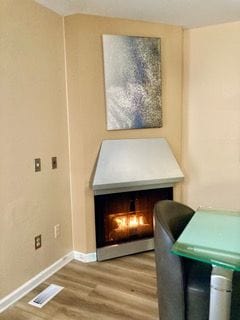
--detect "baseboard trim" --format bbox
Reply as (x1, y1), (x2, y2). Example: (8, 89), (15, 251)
(73, 250), (97, 263)
(0, 251), (74, 313)
(0, 250), (97, 313)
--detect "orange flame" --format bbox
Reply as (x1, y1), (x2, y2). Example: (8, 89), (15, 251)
(114, 214), (146, 229)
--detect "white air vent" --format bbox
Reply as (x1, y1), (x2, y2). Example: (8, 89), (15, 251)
(28, 284), (63, 308)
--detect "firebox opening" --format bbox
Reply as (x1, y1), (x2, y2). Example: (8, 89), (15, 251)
(108, 210), (153, 243)
(94, 187), (173, 251)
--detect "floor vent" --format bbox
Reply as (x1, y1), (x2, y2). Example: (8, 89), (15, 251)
(28, 284), (63, 308)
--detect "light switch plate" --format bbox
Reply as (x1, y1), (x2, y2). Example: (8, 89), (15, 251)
(35, 158), (41, 172)
(52, 157), (57, 169)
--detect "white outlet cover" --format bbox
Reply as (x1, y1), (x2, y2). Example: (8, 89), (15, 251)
(54, 224), (60, 238)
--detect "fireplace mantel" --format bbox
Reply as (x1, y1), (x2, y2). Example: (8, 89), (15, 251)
(93, 138), (184, 195)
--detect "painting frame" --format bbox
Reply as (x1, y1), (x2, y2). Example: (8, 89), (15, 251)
(102, 34), (162, 131)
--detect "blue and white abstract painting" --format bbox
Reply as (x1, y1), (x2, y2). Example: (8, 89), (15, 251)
(103, 35), (162, 130)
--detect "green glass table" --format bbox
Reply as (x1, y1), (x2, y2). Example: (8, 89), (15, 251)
(171, 208), (240, 320)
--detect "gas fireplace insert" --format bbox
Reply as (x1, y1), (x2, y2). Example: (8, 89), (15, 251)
(94, 187), (173, 260)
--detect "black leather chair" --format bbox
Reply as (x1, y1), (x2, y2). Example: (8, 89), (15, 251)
(154, 200), (240, 320)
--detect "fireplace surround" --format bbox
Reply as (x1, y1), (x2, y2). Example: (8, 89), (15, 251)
(93, 138), (183, 261)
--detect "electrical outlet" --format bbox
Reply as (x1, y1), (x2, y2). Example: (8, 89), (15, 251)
(54, 224), (61, 239)
(35, 234), (42, 250)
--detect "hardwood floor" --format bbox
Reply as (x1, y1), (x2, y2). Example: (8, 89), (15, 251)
(0, 251), (159, 320)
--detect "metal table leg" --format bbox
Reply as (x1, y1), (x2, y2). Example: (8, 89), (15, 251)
(209, 266), (233, 320)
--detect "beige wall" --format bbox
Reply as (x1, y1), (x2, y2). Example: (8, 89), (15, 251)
(0, 0), (72, 298)
(1, 3), (183, 298)
(183, 22), (240, 210)
(64, 14), (183, 252)
(1, 0), (240, 301)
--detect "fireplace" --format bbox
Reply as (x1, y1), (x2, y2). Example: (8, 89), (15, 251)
(95, 188), (172, 249)
(93, 138), (183, 261)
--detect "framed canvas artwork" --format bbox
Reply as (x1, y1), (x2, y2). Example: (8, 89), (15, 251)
(102, 35), (162, 130)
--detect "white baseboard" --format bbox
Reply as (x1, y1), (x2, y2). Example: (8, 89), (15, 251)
(73, 250), (96, 263)
(0, 252), (74, 313)
(0, 250), (97, 313)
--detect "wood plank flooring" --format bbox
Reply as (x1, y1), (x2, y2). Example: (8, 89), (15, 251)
(0, 251), (159, 320)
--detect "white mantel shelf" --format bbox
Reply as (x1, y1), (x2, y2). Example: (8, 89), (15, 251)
(92, 138), (184, 195)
